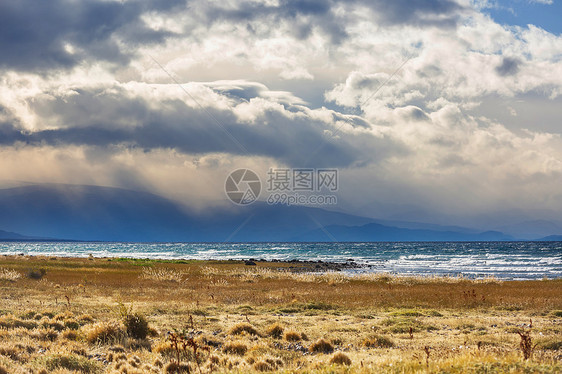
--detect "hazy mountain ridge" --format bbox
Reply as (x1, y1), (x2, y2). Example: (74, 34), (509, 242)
(0, 184), (558, 242)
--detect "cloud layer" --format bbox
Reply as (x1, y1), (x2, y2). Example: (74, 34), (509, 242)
(1, 0), (561, 226)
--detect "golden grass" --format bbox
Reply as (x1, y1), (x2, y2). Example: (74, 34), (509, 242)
(0, 255), (560, 373)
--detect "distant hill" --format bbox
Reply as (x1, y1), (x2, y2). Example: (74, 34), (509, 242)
(0, 184), (516, 242)
(536, 235), (562, 241)
(292, 222), (512, 242)
(0, 229), (30, 240)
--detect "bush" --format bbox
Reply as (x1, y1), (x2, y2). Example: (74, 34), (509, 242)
(330, 352), (352, 365)
(229, 322), (259, 336)
(26, 268), (46, 280)
(124, 313), (149, 340)
(266, 323), (284, 339)
(309, 339), (334, 354)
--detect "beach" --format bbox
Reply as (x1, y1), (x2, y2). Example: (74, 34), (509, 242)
(0, 255), (561, 373)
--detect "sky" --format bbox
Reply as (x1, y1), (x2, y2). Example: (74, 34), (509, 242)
(0, 0), (561, 228)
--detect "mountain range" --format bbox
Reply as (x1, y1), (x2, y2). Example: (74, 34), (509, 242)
(0, 184), (560, 242)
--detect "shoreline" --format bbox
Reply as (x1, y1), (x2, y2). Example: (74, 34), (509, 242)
(1, 241), (560, 281)
(2, 253), (561, 280)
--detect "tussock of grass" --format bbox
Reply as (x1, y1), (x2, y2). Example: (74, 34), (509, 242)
(253, 360), (273, 371)
(266, 323), (284, 338)
(362, 334), (395, 348)
(538, 339), (562, 350)
(284, 330), (302, 342)
(229, 322), (259, 336)
(83, 321), (125, 345)
(164, 361), (191, 373)
(330, 352), (352, 365)
(309, 339), (334, 354)
(223, 342), (248, 356)
(43, 353), (102, 373)
(0, 315), (37, 330)
(140, 267), (184, 282)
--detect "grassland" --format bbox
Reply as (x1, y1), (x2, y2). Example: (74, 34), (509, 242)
(0, 255), (561, 373)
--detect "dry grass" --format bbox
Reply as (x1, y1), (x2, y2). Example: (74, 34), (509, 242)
(0, 256), (560, 373)
(140, 267), (184, 283)
(0, 267), (21, 282)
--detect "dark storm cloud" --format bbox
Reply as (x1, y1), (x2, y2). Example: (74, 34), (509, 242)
(0, 0), (182, 72)
(495, 57), (522, 77)
(202, 0), (464, 44)
(0, 85), (402, 167)
(0, 0), (464, 72)
(360, 0), (464, 28)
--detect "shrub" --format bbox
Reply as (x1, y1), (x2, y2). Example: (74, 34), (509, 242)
(309, 339), (334, 354)
(124, 313), (149, 340)
(223, 342), (248, 356)
(284, 331), (301, 342)
(117, 303), (150, 340)
(266, 323), (284, 339)
(26, 268), (46, 280)
(330, 352), (352, 365)
(229, 322), (259, 336)
(362, 335), (395, 348)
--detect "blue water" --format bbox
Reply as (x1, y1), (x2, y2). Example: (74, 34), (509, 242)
(0, 241), (560, 280)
